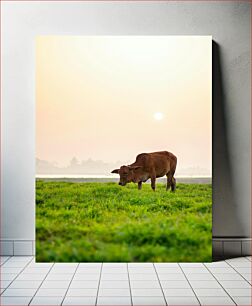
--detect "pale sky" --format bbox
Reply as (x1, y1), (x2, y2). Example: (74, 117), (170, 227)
(36, 36), (212, 174)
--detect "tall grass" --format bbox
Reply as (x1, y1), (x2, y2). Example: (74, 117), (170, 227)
(36, 181), (212, 262)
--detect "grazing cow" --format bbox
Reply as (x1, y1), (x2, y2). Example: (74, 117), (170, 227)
(111, 151), (177, 191)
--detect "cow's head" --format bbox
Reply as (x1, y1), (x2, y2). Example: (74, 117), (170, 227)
(111, 165), (142, 186)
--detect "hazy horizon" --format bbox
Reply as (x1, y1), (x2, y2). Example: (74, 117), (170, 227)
(36, 156), (211, 177)
(36, 36), (212, 175)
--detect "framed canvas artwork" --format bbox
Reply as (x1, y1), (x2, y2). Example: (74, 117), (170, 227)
(36, 36), (212, 262)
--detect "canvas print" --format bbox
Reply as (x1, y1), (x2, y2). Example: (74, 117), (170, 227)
(36, 36), (212, 262)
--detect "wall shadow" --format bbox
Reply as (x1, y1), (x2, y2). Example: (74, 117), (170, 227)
(212, 41), (244, 256)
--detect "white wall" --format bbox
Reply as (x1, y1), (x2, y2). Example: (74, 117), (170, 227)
(1, 1), (250, 242)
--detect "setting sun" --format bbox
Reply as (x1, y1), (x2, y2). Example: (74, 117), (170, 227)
(154, 112), (164, 121)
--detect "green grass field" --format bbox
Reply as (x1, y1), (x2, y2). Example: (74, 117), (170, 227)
(36, 181), (212, 262)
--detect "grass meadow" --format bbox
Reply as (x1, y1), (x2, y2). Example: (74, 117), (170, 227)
(36, 181), (212, 262)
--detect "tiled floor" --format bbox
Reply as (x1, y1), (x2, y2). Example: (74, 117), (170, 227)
(0, 256), (251, 305)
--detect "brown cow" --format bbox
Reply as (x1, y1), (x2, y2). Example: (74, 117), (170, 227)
(111, 151), (177, 191)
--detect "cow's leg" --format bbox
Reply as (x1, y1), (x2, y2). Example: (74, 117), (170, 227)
(151, 176), (156, 191)
(171, 177), (176, 192)
(138, 181), (142, 190)
(166, 172), (172, 191)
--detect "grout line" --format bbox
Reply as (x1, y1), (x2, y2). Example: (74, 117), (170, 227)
(95, 263), (103, 306)
(153, 263), (168, 306)
(0, 255), (12, 266)
(203, 263), (238, 305)
(0, 255), (34, 304)
(178, 263), (202, 306)
(28, 260), (55, 305)
(243, 256), (252, 262)
(126, 263), (133, 306)
(225, 260), (252, 286)
(61, 263), (79, 306)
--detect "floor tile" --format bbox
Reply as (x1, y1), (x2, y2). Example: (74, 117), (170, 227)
(228, 262), (252, 268)
(158, 273), (186, 281)
(50, 268), (77, 274)
(130, 280), (160, 289)
(8, 256), (33, 262)
(40, 280), (71, 288)
(225, 288), (252, 296)
(36, 287), (67, 296)
(156, 267), (182, 273)
(53, 263), (78, 268)
(241, 274), (252, 283)
(8, 280), (42, 289)
(1, 267), (23, 274)
(160, 280), (190, 288)
(27, 262), (53, 268)
(232, 296), (252, 305)
(129, 273), (157, 281)
(74, 273), (100, 281)
(128, 268), (155, 274)
(132, 296), (166, 305)
(189, 280), (221, 288)
(16, 273), (46, 281)
(2, 288), (37, 296)
(70, 280), (99, 288)
(102, 267), (128, 273)
(165, 296), (200, 305)
(185, 273), (215, 280)
(30, 296), (64, 305)
(128, 263), (153, 268)
(204, 261), (230, 267)
(79, 263), (102, 267)
(98, 288), (130, 296)
(103, 263), (127, 267)
(0, 256), (10, 264)
(1, 274), (17, 281)
(208, 267), (236, 274)
(131, 288), (163, 297)
(227, 257), (250, 263)
(67, 288), (97, 296)
(99, 281), (129, 288)
(154, 263), (179, 267)
(3, 261), (28, 268)
(46, 273), (73, 281)
(50, 264), (78, 274)
(182, 267), (209, 274)
(194, 288), (228, 296)
(97, 296), (131, 305)
(163, 288), (195, 296)
(0, 296), (32, 305)
(0, 280), (12, 289)
(235, 267), (252, 274)
(180, 263), (205, 267)
(198, 296), (235, 305)
(214, 273), (245, 281)
(62, 296), (96, 305)
(219, 280), (252, 288)
(76, 268), (101, 274)
(101, 273), (128, 281)
(23, 267), (50, 274)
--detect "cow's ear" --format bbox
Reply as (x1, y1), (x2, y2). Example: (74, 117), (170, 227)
(129, 166), (142, 171)
(111, 169), (120, 174)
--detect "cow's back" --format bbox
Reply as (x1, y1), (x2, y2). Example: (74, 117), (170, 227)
(135, 151), (177, 177)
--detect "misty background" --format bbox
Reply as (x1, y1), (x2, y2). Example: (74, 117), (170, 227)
(36, 157), (210, 177)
